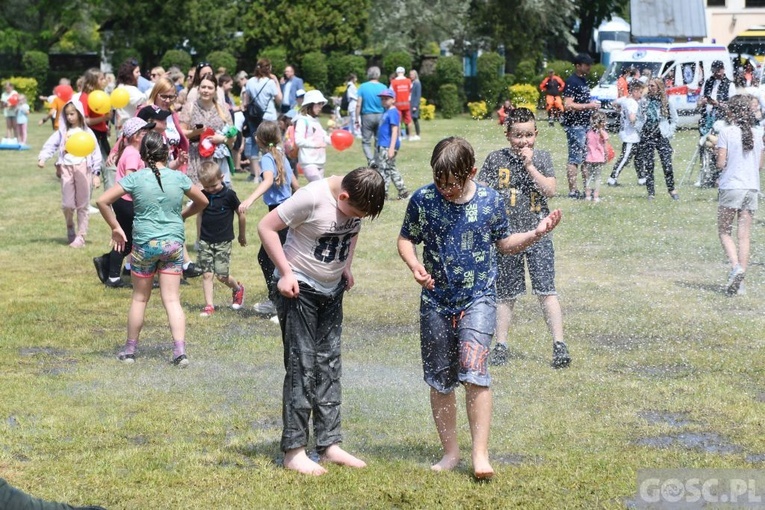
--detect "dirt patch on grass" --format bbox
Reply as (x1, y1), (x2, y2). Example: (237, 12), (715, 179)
(610, 362), (695, 379)
(634, 432), (740, 454)
(638, 410), (695, 428)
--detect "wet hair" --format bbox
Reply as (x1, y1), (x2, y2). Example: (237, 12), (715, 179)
(341, 167), (385, 219)
(727, 94), (756, 152)
(199, 161), (223, 185)
(256, 121), (287, 186)
(430, 137), (475, 189)
(139, 131), (169, 191)
(82, 68), (104, 93)
(628, 80), (645, 93)
(116, 59), (139, 86)
(505, 107), (536, 133)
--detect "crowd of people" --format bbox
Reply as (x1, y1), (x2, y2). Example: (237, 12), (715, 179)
(14, 48), (760, 494)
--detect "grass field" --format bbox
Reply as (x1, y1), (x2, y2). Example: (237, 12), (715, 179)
(0, 113), (763, 509)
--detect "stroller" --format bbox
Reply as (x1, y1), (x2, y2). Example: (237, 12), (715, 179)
(681, 110), (723, 188)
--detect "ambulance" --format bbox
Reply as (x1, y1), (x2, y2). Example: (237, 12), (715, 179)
(589, 42), (734, 128)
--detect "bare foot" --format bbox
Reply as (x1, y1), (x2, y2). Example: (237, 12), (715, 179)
(430, 452), (460, 472)
(283, 448), (327, 476)
(472, 454), (494, 480)
(320, 444), (367, 468)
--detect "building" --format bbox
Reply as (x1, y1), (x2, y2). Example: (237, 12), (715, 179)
(706, 0), (765, 46)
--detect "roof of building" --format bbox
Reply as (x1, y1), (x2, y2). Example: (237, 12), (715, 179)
(630, 0), (707, 40)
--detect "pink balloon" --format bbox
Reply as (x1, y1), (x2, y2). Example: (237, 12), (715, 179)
(330, 129), (354, 151)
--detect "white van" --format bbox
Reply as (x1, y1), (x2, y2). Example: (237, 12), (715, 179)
(590, 42), (734, 128)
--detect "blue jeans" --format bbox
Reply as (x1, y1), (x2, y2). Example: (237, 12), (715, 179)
(564, 125), (587, 165)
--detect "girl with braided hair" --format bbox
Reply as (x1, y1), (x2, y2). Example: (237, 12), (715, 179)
(97, 131), (209, 367)
(715, 94), (763, 295)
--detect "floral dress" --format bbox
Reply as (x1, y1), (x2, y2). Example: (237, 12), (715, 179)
(182, 100), (231, 184)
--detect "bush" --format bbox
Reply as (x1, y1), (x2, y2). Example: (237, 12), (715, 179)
(22, 51), (48, 96)
(438, 84), (460, 119)
(160, 50), (192, 72)
(509, 83), (539, 112)
(327, 54), (367, 90)
(514, 59), (538, 85)
(301, 52), (328, 93)
(382, 51), (412, 79)
(467, 101), (489, 119)
(588, 64), (606, 87)
(420, 97), (435, 120)
(206, 51), (237, 75)
(259, 47), (287, 77)
(436, 56), (463, 88)
(476, 51), (505, 105)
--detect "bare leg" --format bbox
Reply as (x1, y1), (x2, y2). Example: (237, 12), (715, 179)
(465, 383), (494, 479)
(718, 207), (739, 268)
(495, 300), (515, 347)
(321, 444), (367, 468)
(539, 295), (564, 343)
(218, 274), (239, 290)
(202, 272), (214, 307)
(737, 210), (753, 271)
(158, 272), (184, 341)
(127, 275), (153, 340)
(566, 163), (579, 193)
(283, 447), (327, 476)
(429, 388), (460, 471)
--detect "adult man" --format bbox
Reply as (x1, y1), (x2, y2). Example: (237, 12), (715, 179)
(280, 65), (304, 114)
(391, 66), (414, 140)
(539, 69), (565, 126)
(562, 53), (601, 199)
(700, 60), (735, 128)
(355, 66), (387, 166)
(409, 69), (422, 140)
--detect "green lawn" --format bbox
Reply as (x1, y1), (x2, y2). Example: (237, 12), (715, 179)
(0, 114), (763, 509)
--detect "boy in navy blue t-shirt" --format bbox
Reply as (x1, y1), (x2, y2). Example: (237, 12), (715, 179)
(376, 89), (409, 199)
(398, 137), (561, 479)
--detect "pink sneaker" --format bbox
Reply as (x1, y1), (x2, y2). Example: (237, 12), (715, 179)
(69, 235), (85, 248)
(232, 283), (245, 309)
(200, 304), (214, 317)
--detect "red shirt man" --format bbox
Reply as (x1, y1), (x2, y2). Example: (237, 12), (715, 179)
(390, 67), (414, 138)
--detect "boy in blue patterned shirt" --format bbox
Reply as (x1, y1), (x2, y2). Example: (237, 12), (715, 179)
(397, 137), (561, 479)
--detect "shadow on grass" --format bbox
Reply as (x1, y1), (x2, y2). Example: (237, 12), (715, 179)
(674, 279), (726, 295)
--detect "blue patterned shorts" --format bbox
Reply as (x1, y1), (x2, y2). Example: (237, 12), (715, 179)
(131, 239), (184, 278)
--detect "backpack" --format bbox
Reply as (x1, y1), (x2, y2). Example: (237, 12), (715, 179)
(283, 123), (298, 160)
(340, 88), (350, 113)
(244, 82), (267, 129)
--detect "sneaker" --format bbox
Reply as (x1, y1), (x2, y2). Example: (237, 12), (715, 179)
(409, 135), (421, 141)
(593, 197), (601, 203)
(647, 195), (655, 201)
(253, 299), (277, 315)
(552, 341), (571, 369)
(67, 226), (76, 243)
(172, 354), (189, 368)
(606, 177), (617, 187)
(670, 192), (680, 201)
(232, 283), (245, 309)
(105, 278), (131, 289)
(725, 265), (745, 296)
(69, 235), (85, 248)
(738, 282), (747, 295)
(93, 256), (107, 284)
(88, 205), (99, 215)
(398, 191), (410, 200)
(489, 343), (508, 366)
(200, 305), (215, 317)
(246, 174), (256, 182)
(117, 352), (135, 364)
(637, 177), (647, 185)
(183, 262), (204, 278)
(567, 191), (581, 199)
(269, 315), (280, 324)
(584, 195), (592, 201)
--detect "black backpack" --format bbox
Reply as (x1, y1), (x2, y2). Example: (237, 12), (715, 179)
(340, 88), (350, 113)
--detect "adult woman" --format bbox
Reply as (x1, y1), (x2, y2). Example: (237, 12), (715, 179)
(243, 58), (282, 176)
(180, 62), (226, 120)
(96, 131), (208, 367)
(114, 59), (147, 131)
(79, 68), (112, 162)
(143, 77), (190, 170)
(409, 69), (422, 140)
(345, 73), (359, 137)
(179, 74), (235, 186)
(640, 78), (679, 200)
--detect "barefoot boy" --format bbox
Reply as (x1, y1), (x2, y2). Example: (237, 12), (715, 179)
(258, 167), (385, 476)
(397, 137), (561, 478)
(478, 107), (571, 369)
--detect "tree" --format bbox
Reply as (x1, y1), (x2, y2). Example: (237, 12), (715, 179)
(0, 0), (98, 52)
(575, 0), (630, 54)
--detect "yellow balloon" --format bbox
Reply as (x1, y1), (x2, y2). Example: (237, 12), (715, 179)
(87, 90), (111, 115)
(65, 131), (96, 157)
(110, 87), (130, 109)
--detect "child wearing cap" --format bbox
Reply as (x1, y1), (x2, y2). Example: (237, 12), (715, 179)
(376, 89), (409, 199)
(294, 89), (331, 182)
